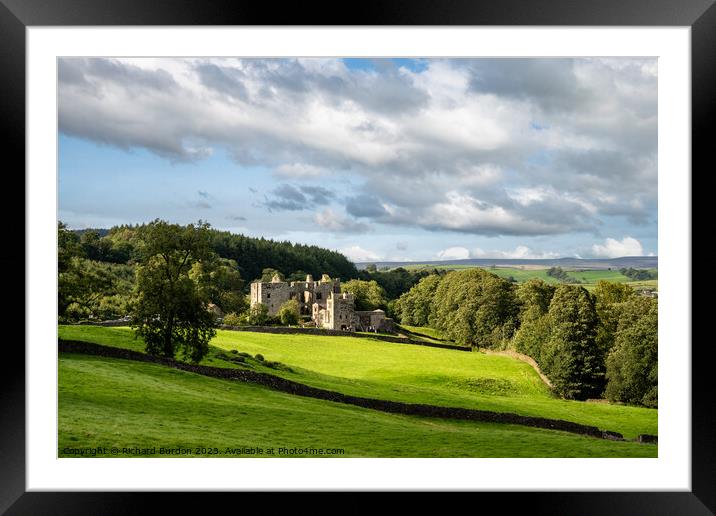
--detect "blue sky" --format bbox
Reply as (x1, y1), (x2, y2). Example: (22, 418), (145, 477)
(58, 57), (657, 262)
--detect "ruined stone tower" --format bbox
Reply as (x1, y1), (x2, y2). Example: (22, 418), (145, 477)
(250, 273), (394, 333)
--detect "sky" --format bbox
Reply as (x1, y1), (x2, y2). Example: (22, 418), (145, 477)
(58, 57), (657, 263)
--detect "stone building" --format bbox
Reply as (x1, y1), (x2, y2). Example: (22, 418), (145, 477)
(250, 273), (394, 333)
(250, 273), (340, 316)
(312, 291), (357, 331)
(355, 309), (391, 332)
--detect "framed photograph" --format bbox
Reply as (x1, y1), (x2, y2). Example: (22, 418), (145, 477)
(5, 0), (710, 513)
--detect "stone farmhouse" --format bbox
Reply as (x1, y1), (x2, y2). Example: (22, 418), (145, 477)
(250, 273), (394, 333)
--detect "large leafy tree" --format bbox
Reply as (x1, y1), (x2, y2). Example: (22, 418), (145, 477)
(512, 279), (556, 361)
(247, 303), (269, 325)
(341, 279), (387, 311)
(190, 257), (247, 315)
(432, 269), (519, 348)
(278, 299), (300, 326)
(60, 258), (133, 320)
(593, 280), (635, 356)
(58, 221), (83, 272)
(395, 274), (443, 327)
(516, 279), (556, 320)
(605, 296), (658, 407)
(130, 220), (216, 363)
(540, 285), (603, 400)
(59, 256), (116, 320)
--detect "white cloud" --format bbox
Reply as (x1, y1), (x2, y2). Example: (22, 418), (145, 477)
(591, 236), (644, 258)
(407, 96), (514, 152)
(58, 57), (657, 241)
(472, 246), (559, 259)
(453, 164), (502, 187)
(339, 245), (381, 263)
(274, 163), (327, 178)
(423, 191), (571, 236)
(313, 208), (369, 233)
(436, 246), (471, 260)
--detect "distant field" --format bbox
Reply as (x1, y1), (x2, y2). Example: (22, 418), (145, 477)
(58, 325), (657, 439)
(400, 264), (657, 290)
(59, 354), (656, 457)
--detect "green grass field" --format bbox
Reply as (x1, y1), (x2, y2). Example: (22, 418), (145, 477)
(58, 353), (656, 457)
(58, 325), (657, 440)
(400, 325), (446, 342)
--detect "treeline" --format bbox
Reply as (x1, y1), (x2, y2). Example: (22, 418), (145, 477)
(208, 229), (359, 283)
(357, 265), (447, 300)
(546, 266), (579, 283)
(620, 267), (658, 281)
(60, 221), (436, 322)
(76, 224), (360, 282)
(59, 221), (248, 323)
(71, 223), (436, 297)
(394, 269), (657, 407)
(59, 222), (136, 321)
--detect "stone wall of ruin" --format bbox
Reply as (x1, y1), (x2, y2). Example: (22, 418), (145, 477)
(251, 277), (342, 316)
(327, 292), (357, 330)
(251, 281), (293, 315)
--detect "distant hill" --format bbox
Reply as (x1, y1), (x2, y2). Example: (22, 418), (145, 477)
(357, 256), (658, 271)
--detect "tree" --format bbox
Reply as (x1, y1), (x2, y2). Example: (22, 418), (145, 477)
(260, 268), (284, 282)
(516, 279), (556, 321)
(58, 222), (83, 318)
(512, 279), (556, 361)
(286, 270), (309, 282)
(546, 266), (571, 282)
(395, 274), (442, 326)
(593, 280), (635, 356)
(620, 267), (657, 281)
(80, 230), (113, 261)
(190, 257), (247, 315)
(278, 299), (300, 326)
(130, 220), (216, 363)
(512, 314), (552, 363)
(540, 285), (603, 400)
(247, 303), (269, 325)
(358, 266), (440, 299)
(58, 221), (83, 273)
(59, 257), (118, 320)
(605, 296), (658, 407)
(223, 312), (243, 327)
(341, 279), (387, 311)
(431, 269), (519, 348)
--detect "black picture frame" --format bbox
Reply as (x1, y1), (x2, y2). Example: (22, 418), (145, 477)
(2, 0), (710, 513)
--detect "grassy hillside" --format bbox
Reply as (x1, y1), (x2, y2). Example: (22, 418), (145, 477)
(400, 325), (446, 342)
(58, 325), (657, 438)
(59, 354), (656, 457)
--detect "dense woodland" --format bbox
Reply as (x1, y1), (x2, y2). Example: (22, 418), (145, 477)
(58, 221), (433, 321)
(72, 223), (359, 280)
(394, 269), (657, 407)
